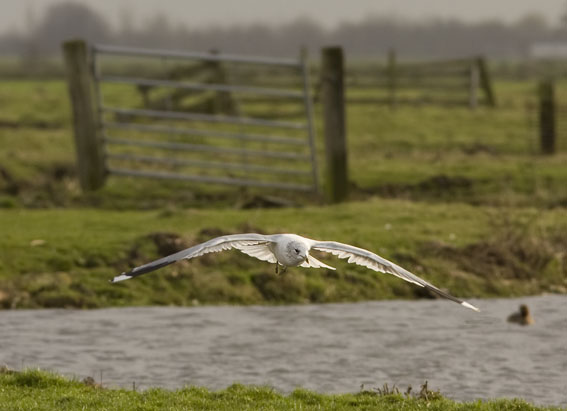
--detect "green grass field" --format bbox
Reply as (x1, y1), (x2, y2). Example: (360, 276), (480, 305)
(0, 369), (558, 411)
(1, 79), (567, 209)
(1, 66), (566, 410)
(1, 77), (566, 309)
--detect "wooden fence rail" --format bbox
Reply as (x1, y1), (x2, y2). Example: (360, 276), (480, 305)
(313, 52), (496, 108)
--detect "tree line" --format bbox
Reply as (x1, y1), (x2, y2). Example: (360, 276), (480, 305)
(2, 1), (567, 60)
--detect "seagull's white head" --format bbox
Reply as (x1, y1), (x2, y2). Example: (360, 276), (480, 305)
(285, 240), (309, 266)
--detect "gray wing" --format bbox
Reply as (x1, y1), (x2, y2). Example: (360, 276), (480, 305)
(311, 241), (479, 312)
(111, 233), (275, 283)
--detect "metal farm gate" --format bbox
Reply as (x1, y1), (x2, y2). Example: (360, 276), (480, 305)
(84, 44), (318, 193)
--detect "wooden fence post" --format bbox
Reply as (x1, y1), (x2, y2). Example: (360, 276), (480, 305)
(477, 56), (496, 107)
(207, 49), (239, 115)
(62, 39), (106, 191)
(539, 79), (556, 155)
(321, 47), (348, 203)
(468, 62), (479, 109)
(387, 48), (397, 108)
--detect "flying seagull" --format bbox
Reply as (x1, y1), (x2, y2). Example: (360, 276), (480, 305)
(111, 233), (479, 312)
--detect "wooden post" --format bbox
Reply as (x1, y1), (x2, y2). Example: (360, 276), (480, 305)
(321, 47), (348, 203)
(387, 48), (397, 108)
(539, 79), (556, 155)
(300, 47), (319, 195)
(207, 49), (238, 115)
(477, 56), (496, 107)
(62, 39), (106, 191)
(468, 62), (479, 109)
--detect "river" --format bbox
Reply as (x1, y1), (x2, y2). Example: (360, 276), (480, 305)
(0, 295), (565, 406)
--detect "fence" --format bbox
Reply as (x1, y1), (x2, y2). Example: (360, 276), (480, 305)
(62, 40), (319, 194)
(532, 78), (567, 155)
(330, 52), (496, 108)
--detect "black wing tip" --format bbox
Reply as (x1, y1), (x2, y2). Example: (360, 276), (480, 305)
(109, 259), (174, 283)
(424, 284), (480, 312)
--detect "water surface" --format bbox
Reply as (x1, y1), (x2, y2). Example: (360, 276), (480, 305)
(0, 295), (565, 406)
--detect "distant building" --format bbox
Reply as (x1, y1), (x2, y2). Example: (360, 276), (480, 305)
(529, 42), (567, 59)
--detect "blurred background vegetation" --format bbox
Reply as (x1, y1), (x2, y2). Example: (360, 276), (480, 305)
(0, 1), (566, 309)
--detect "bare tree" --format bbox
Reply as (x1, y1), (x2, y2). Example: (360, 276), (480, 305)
(32, 1), (111, 55)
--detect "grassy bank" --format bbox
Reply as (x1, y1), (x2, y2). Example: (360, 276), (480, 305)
(0, 369), (558, 411)
(1, 199), (565, 308)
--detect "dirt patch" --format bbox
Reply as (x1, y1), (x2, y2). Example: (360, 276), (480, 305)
(0, 119), (61, 129)
(415, 175), (472, 192)
(81, 376), (103, 389)
(251, 271), (306, 302)
(1, 163), (81, 208)
(146, 232), (193, 256)
(461, 143), (498, 155)
(423, 229), (566, 281)
(356, 174), (474, 199)
(237, 195), (297, 209)
(0, 289), (9, 304)
(129, 232), (193, 262)
(0, 166), (19, 195)
(48, 163), (76, 181)
(116, 232), (192, 273)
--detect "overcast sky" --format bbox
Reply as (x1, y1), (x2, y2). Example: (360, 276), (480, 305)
(3, 0), (567, 32)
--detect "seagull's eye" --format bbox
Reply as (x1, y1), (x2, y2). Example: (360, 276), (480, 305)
(294, 248), (299, 254)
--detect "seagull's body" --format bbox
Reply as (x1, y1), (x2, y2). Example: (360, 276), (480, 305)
(111, 233), (479, 312)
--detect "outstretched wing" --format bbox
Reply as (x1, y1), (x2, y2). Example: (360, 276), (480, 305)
(310, 241), (480, 312)
(111, 233), (275, 283)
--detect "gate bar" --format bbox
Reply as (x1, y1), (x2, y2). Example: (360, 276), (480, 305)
(94, 44), (301, 68)
(102, 106), (307, 129)
(99, 76), (304, 99)
(108, 168), (314, 191)
(106, 153), (311, 176)
(104, 136), (310, 160)
(103, 122), (308, 146)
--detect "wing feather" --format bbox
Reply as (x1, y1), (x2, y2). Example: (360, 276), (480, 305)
(300, 254), (336, 270)
(111, 234), (275, 283)
(235, 243), (277, 263)
(311, 241), (479, 312)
